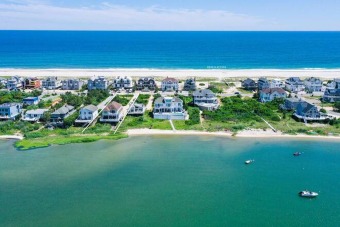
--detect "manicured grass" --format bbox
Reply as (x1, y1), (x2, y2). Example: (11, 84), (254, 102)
(172, 120), (204, 131)
(135, 94), (150, 105)
(113, 95), (133, 106)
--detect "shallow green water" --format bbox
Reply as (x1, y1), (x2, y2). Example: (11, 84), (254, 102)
(1, 136), (340, 227)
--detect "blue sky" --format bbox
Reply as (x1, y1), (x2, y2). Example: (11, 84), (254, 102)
(0, 0), (340, 30)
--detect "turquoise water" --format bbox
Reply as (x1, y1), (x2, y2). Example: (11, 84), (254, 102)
(1, 136), (340, 226)
(1, 31), (340, 69)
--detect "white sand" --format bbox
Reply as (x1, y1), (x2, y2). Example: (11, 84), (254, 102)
(0, 135), (24, 140)
(1, 68), (340, 79)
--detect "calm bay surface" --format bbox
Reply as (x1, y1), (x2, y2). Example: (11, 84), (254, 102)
(0, 136), (340, 226)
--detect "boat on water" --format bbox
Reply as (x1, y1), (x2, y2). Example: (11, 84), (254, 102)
(299, 190), (318, 198)
(245, 160), (254, 164)
(293, 152), (302, 156)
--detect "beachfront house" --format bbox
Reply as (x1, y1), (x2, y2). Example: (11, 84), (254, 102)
(285, 77), (305, 93)
(42, 77), (62, 90)
(304, 77), (323, 93)
(62, 79), (84, 90)
(323, 88), (340, 102)
(75, 104), (98, 125)
(50, 104), (75, 125)
(193, 89), (219, 111)
(259, 88), (287, 102)
(183, 78), (197, 91)
(113, 76), (133, 91)
(153, 96), (187, 120)
(293, 102), (328, 122)
(100, 101), (123, 123)
(22, 109), (48, 122)
(242, 78), (257, 90)
(23, 96), (39, 106)
(6, 76), (23, 90)
(326, 79), (340, 89)
(136, 77), (156, 91)
(161, 77), (179, 92)
(23, 77), (41, 89)
(270, 79), (285, 89)
(280, 98), (305, 111)
(0, 103), (23, 120)
(88, 76), (109, 90)
(257, 77), (270, 91)
(128, 103), (146, 115)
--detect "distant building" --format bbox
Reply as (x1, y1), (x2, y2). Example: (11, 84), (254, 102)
(128, 103), (146, 115)
(88, 76), (109, 90)
(304, 77), (322, 93)
(23, 78), (41, 89)
(136, 77), (156, 91)
(62, 79), (84, 90)
(100, 101), (123, 123)
(280, 98), (305, 111)
(323, 88), (340, 102)
(22, 109), (48, 122)
(270, 79), (285, 89)
(113, 76), (133, 90)
(161, 77), (179, 92)
(183, 78), (197, 91)
(6, 76), (23, 90)
(42, 77), (61, 90)
(75, 105), (98, 124)
(326, 79), (340, 89)
(259, 88), (287, 102)
(257, 77), (270, 91)
(0, 103), (23, 120)
(294, 102), (329, 121)
(242, 78), (256, 90)
(193, 89), (219, 111)
(23, 97), (39, 106)
(285, 77), (305, 93)
(50, 104), (75, 125)
(153, 96), (187, 120)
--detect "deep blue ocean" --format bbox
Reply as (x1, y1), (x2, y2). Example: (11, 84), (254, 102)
(1, 31), (340, 69)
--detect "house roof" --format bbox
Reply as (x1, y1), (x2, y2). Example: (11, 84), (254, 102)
(242, 78), (256, 85)
(324, 88), (340, 96)
(26, 109), (48, 115)
(0, 103), (22, 107)
(104, 101), (122, 111)
(154, 96), (182, 104)
(260, 88), (286, 94)
(305, 77), (322, 83)
(296, 102), (317, 115)
(82, 104), (98, 112)
(52, 104), (74, 115)
(23, 96), (39, 101)
(193, 89), (215, 96)
(162, 77), (178, 83)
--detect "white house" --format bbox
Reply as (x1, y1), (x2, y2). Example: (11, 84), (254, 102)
(304, 77), (323, 93)
(270, 79), (285, 89)
(128, 103), (146, 115)
(285, 77), (305, 93)
(193, 89), (219, 111)
(23, 109), (48, 122)
(259, 88), (287, 102)
(75, 105), (99, 124)
(113, 76), (133, 90)
(100, 101), (123, 123)
(88, 76), (109, 90)
(161, 77), (179, 92)
(153, 96), (187, 120)
(42, 77), (61, 90)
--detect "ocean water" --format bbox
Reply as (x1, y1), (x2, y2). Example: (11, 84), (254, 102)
(1, 136), (340, 226)
(1, 31), (340, 69)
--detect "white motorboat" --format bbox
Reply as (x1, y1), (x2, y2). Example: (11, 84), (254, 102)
(299, 190), (318, 198)
(245, 160), (254, 164)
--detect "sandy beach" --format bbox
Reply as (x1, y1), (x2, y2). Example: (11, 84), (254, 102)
(127, 128), (340, 140)
(1, 68), (340, 79)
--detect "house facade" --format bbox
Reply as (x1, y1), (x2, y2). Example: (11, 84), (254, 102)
(113, 76), (133, 90)
(6, 76), (23, 90)
(161, 77), (179, 92)
(42, 77), (61, 90)
(294, 102), (328, 121)
(24, 78), (41, 89)
(258, 77), (270, 91)
(75, 105), (98, 124)
(100, 101), (123, 123)
(50, 104), (75, 125)
(128, 103), (146, 115)
(304, 77), (323, 93)
(183, 78), (197, 91)
(259, 88), (287, 102)
(326, 79), (340, 89)
(62, 79), (84, 90)
(193, 89), (219, 111)
(23, 97), (39, 105)
(0, 103), (23, 120)
(153, 96), (187, 120)
(285, 77), (305, 93)
(242, 78), (257, 90)
(88, 76), (109, 90)
(136, 77), (156, 91)
(23, 109), (48, 122)
(323, 88), (340, 102)
(280, 98), (304, 111)
(270, 79), (285, 89)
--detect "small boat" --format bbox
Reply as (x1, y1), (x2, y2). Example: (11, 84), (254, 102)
(293, 152), (302, 156)
(245, 160), (254, 164)
(299, 190), (318, 198)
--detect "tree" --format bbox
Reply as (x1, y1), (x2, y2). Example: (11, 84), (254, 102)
(334, 102), (340, 112)
(40, 112), (51, 123)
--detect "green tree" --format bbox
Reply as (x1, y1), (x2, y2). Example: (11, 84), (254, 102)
(334, 102), (340, 112)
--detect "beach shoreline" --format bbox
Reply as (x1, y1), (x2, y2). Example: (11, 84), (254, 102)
(1, 68), (340, 79)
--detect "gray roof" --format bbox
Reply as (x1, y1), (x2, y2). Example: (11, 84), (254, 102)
(154, 96), (182, 104)
(26, 109), (48, 115)
(52, 104), (74, 115)
(296, 102), (316, 115)
(193, 89), (215, 96)
(82, 104), (98, 112)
